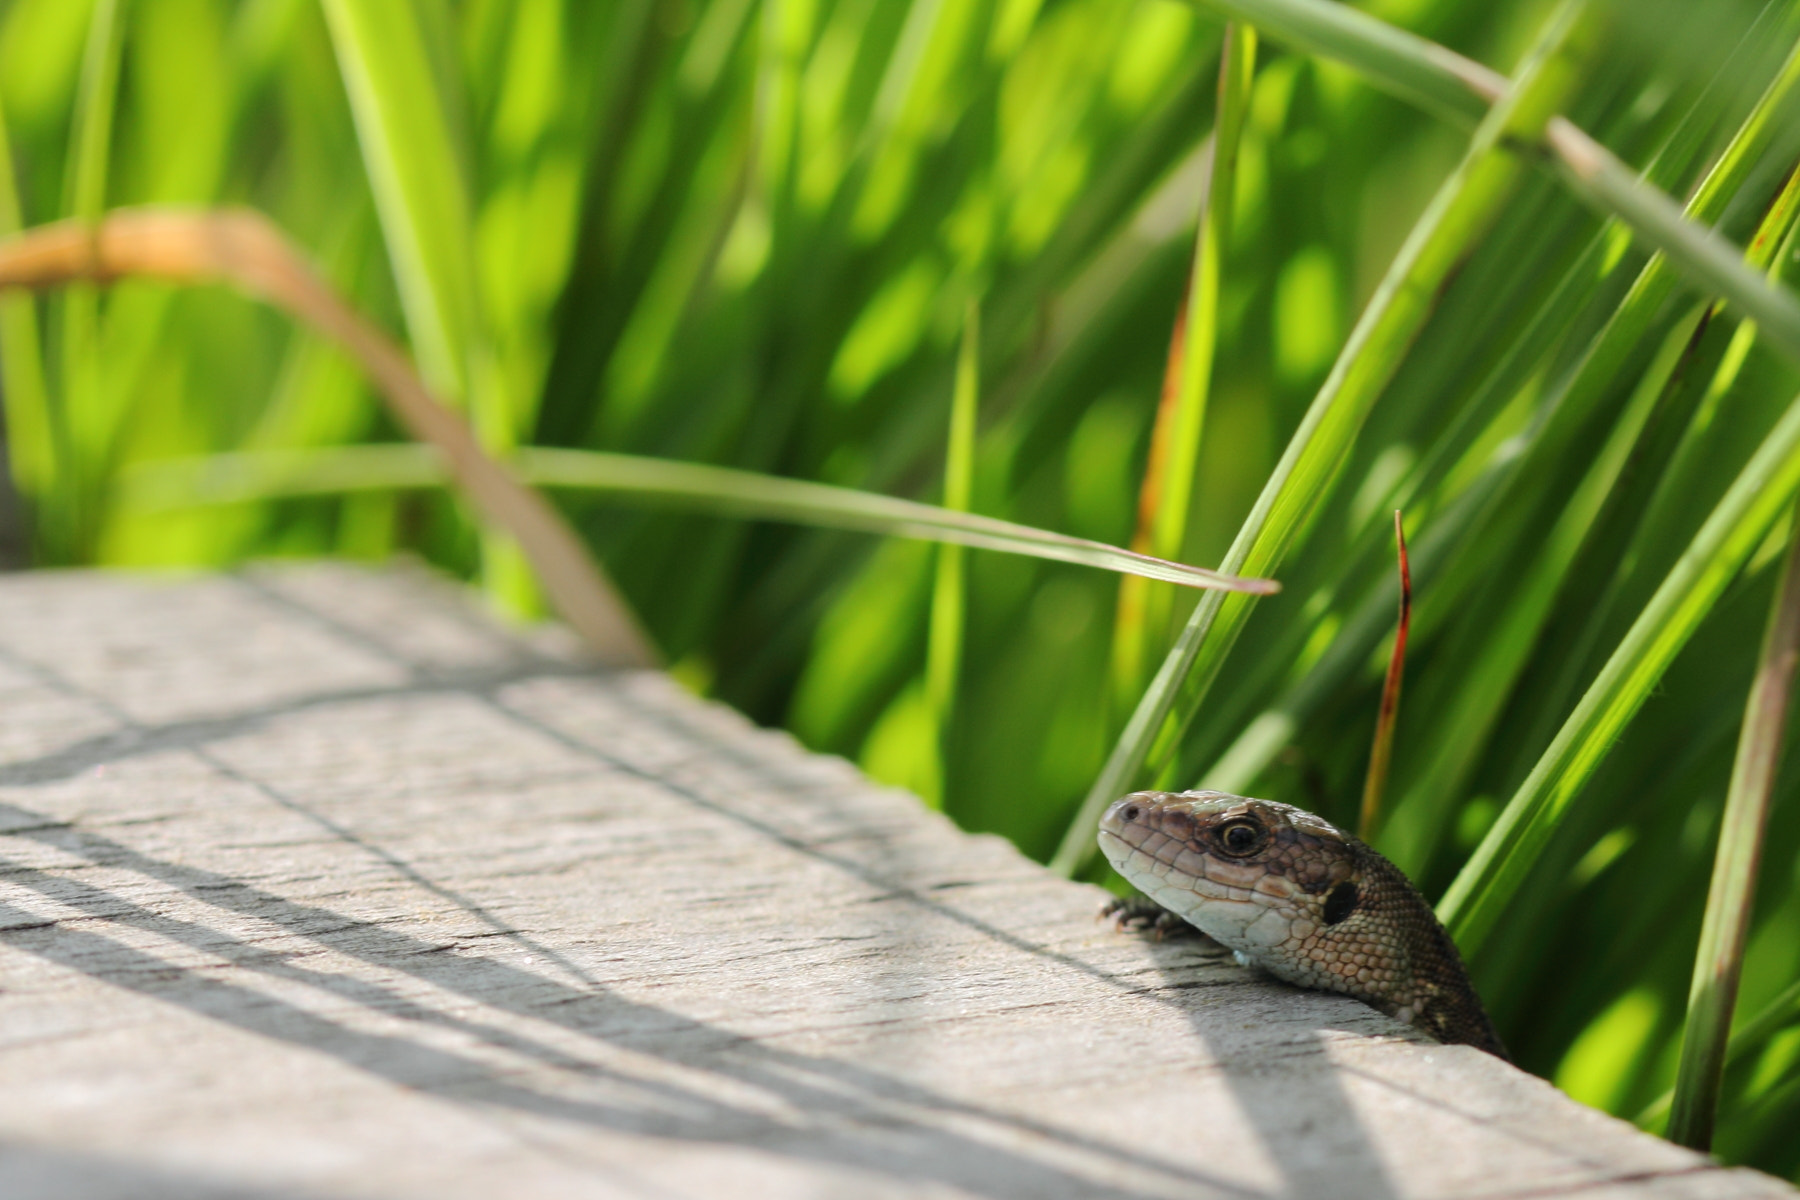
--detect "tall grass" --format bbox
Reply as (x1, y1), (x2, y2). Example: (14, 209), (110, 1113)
(2, 0), (1800, 1175)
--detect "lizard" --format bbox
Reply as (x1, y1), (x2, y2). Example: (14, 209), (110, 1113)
(1097, 788), (1508, 1059)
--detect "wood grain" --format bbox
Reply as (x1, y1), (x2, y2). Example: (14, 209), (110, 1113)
(0, 562), (1785, 1200)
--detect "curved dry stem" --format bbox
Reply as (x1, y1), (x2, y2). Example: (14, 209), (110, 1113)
(0, 207), (655, 667)
(1358, 509), (1411, 839)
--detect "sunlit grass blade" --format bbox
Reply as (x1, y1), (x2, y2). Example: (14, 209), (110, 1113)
(1189, 200), (1628, 802)
(317, 0), (475, 401)
(1358, 510), (1410, 839)
(0, 208), (655, 665)
(55, 0), (124, 558)
(1050, 0), (1598, 876)
(1640, 977), (1800, 1131)
(64, 0), (122, 226)
(1148, 23), (1253, 571)
(119, 442), (1281, 594)
(1548, 125), (1800, 368)
(1178, 0), (1492, 123)
(1379, 297), (1711, 872)
(122, 444), (441, 500)
(0, 93), (56, 527)
(1375, 86), (1800, 872)
(1440, 384), (1800, 951)
(923, 300), (980, 809)
(522, 451), (1277, 592)
(1111, 23), (1256, 713)
(318, 0), (536, 613)
(1197, 465), (1503, 794)
(1184, 0), (1800, 371)
(1439, 165), (1800, 951)
(1665, 510), (1800, 1149)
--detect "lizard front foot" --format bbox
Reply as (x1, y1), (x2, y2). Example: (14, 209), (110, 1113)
(1099, 894), (1200, 940)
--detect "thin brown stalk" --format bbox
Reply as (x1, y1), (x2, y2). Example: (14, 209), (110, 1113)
(1359, 510), (1411, 838)
(1667, 511), (1800, 1149)
(1109, 23), (1256, 715)
(1134, 291), (1193, 560)
(1111, 293), (1193, 700)
(0, 207), (655, 666)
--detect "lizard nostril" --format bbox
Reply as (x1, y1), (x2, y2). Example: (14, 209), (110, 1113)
(1122, 804), (1141, 822)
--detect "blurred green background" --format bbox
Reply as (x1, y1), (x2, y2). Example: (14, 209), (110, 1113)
(1, 0), (1799, 1175)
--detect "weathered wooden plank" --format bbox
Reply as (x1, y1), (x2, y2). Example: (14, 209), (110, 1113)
(0, 562), (1784, 1200)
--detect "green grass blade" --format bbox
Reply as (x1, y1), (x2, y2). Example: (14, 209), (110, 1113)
(0, 90), (55, 522)
(1152, 25), (1253, 570)
(116, 443), (1279, 594)
(1657, 37), (1800, 249)
(523, 450), (1277, 591)
(1186, 21), (1800, 870)
(63, 0), (119, 223)
(1724, 978), (1800, 1070)
(1550, 122), (1800, 369)
(1439, 166), (1800, 951)
(1666, 512), (1800, 1150)
(1049, 0), (1598, 877)
(122, 444), (443, 500)
(318, 0), (477, 403)
(1197, 465), (1506, 794)
(923, 300), (980, 809)
(1184, 0), (1800, 371)
(320, 0), (539, 615)
(1380, 297), (1709, 871)
(55, 0), (123, 558)
(1640, 977), (1800, 1130)
(1111, 25), (1257, 712)
(1179, 0), (1492, 124)
(1440, 385), (1800, 951)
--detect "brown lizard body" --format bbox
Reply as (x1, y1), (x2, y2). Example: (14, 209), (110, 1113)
(1099, 789), (1507, 1058)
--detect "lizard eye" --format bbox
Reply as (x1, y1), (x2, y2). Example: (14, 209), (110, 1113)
(1215, 819), (1266, 857)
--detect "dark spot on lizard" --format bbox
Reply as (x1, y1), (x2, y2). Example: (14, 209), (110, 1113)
(1323, 880), (1359, 926)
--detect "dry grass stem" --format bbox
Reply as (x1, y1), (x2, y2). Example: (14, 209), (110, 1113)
(0, 208), (655, 666)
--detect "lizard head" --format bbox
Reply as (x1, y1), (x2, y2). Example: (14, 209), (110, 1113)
(1098, 790), (1364, 955)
